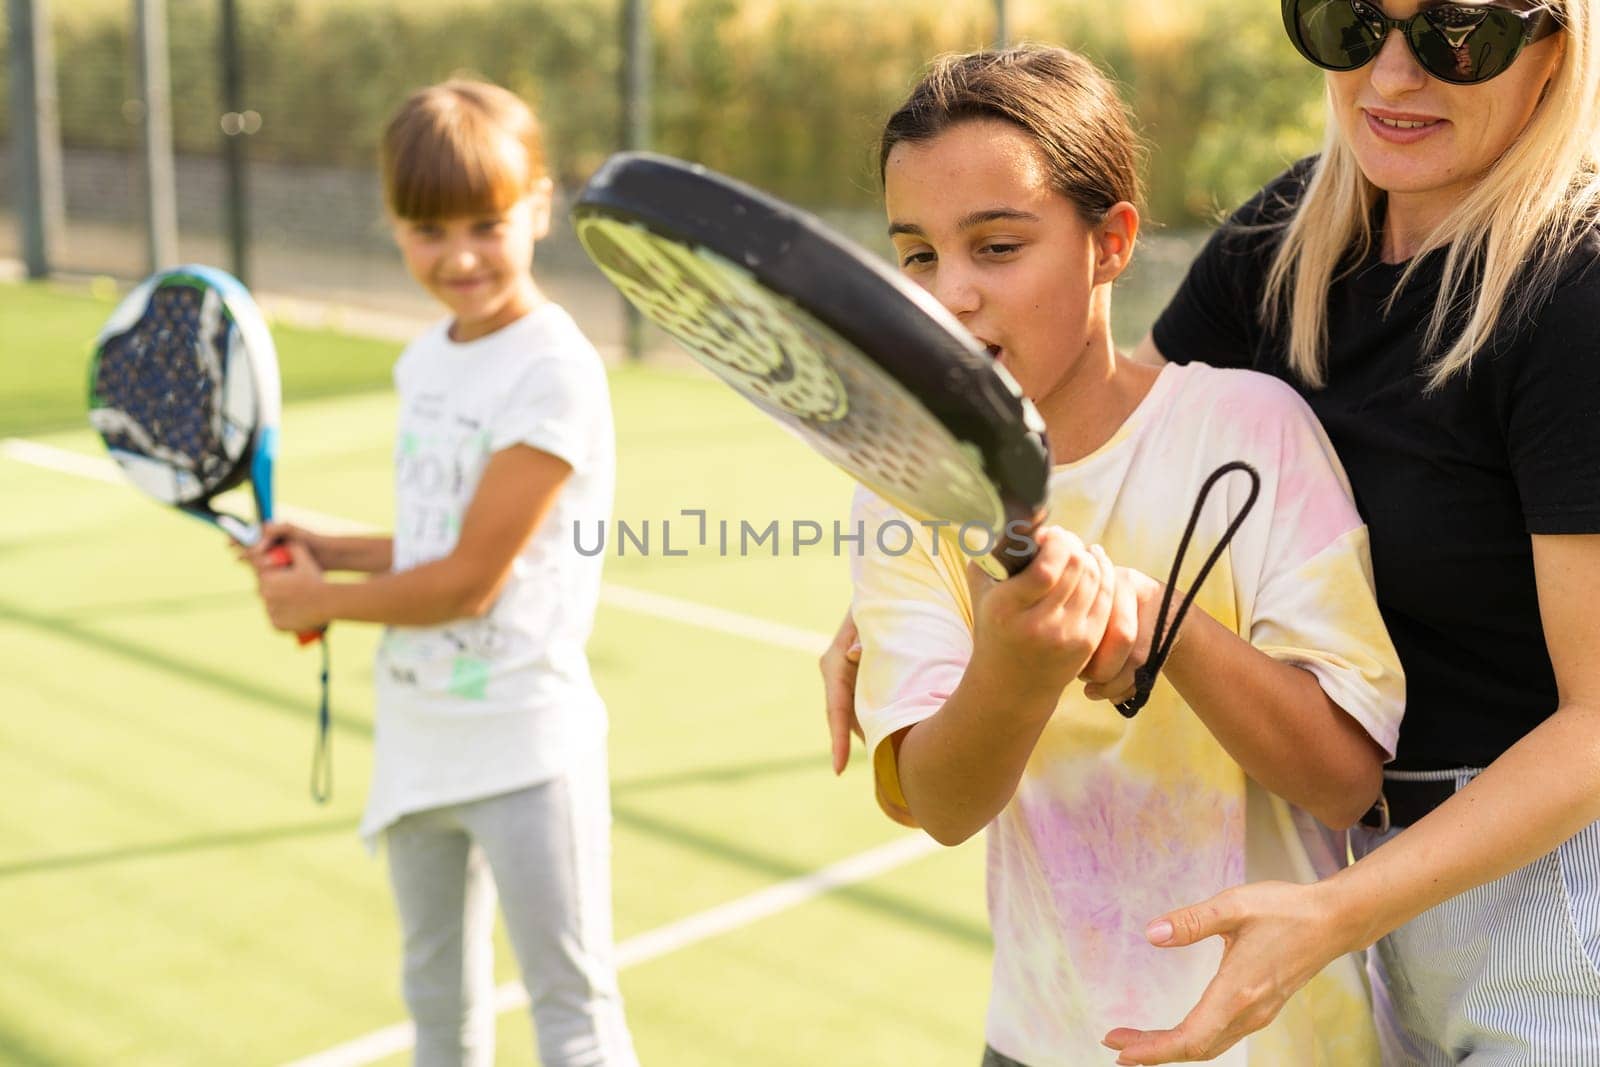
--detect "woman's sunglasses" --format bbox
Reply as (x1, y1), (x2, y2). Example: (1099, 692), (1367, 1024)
(1282, 0), (1563, 85)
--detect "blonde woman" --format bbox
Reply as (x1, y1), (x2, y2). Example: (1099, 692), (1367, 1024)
(819, 0), (1600, 1061)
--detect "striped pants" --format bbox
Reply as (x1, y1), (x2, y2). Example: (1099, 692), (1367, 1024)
(1352, 770), (1600, 1065)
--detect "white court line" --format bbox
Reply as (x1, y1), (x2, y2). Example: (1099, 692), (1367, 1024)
(0, 438), (373, 534)
(1, 438), (835, 653)
(599, 584), (829, 654)
(0, 438), (123, 484)
(8, 435), (897, 1065)
(280, 835), (941, 1067)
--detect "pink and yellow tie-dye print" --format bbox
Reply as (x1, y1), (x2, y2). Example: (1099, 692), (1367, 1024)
(851, 362), (1403, 1066)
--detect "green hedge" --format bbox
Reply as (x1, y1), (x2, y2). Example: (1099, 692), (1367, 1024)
(5, 0), (1327, 225)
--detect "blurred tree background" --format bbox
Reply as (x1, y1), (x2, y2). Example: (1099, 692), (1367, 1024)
(1, 0), (1328, 227)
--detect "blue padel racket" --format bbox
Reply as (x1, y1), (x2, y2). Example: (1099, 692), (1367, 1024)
(574, 153), (1258, 716)
(88, 264), (333, 797)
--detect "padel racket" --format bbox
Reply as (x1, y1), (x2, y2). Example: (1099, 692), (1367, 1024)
(575, 153), (1257, 716)
(88, 264), (333, 796)
(577, 152), (1050, 579)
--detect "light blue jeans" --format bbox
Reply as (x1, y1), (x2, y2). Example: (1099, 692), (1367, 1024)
(385, 746), (638, 1067)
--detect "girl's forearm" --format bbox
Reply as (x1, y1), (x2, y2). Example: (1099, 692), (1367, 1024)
(314, 534), (393, 573)
(1164, 610), (1384, 828)
(314, 555), (496, 627)
(1326, 702), (1600, 953)
(896, 653), (1062, 846)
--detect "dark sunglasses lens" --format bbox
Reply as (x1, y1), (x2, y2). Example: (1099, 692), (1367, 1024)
(1294, 0), (1385, 69)
(1409, 6), (1525, 83)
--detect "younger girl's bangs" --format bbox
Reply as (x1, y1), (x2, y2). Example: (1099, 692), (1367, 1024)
(386, 124), (530, 220)
(382, 84), (544, 220)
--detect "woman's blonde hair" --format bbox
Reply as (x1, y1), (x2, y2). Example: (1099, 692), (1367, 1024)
(381, 79), (546, 221)
(1264, 1), (1600, 389)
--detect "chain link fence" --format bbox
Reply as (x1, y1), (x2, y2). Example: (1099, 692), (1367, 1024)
(1, 0), (1326, 356)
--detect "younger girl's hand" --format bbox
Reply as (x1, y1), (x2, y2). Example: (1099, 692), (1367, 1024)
(966, 526), (1116, 697)
(256, 540), (329, 633)
(240, 521), (319, 572)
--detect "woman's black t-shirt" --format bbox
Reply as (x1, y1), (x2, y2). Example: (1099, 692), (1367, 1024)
(1152, 159), (1600, 769)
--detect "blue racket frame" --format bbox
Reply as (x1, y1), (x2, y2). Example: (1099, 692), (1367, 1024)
(90, 264), (285, 544)
(88, 264), (332, 800)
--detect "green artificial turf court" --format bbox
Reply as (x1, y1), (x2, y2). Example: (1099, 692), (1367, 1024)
(0, 281), (405, 437)
(0, 281), (991, 1067)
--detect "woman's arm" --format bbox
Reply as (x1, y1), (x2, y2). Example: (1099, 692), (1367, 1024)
(819, 613), (863, 775)
(1102, 532), (1600, 1065)
(257, 445), (571, 631)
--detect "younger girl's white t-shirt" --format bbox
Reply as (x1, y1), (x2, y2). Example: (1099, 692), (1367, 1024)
(360, 304), (614, 845)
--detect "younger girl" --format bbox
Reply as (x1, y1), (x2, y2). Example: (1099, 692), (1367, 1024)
(850, 47), (1402, 1065)
(250, 81), (638, 1067)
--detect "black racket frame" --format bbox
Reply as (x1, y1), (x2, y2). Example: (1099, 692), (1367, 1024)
(575, 152), (1051, 573)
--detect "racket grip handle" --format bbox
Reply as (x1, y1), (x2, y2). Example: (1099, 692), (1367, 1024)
(995, 511), (1045, 577)
(263, 542), (327, 646)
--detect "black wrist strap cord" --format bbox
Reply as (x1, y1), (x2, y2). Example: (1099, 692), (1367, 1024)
(310, 638), (333, 803)
(1115, 461), (1262, 719)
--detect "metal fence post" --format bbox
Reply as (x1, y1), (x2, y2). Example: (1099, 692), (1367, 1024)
(620, 0), (651, 362)
(134, 0), (180, 272)
(7, 0), (65, 279)
(219, 0), (251, 285)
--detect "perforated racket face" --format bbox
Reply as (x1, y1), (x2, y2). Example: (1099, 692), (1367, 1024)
(89, 273), (261, 507)
(579, 215), (1007, 531)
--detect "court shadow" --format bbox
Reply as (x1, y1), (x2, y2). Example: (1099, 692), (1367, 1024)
(612, 800), (990, 949)
(0, 816), (359, 881)
(611, 753), (822, 796)
(0, 597), (372, 740)
(54, 588), (264, 620)
(0, 1026), (66, 1067)
(0, 524), (121, 557)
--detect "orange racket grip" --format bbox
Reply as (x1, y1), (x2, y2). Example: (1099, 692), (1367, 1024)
(263, 542), (327, 646)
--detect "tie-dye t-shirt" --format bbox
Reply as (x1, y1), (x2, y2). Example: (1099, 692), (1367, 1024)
(851, 361), (1403, 1066)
